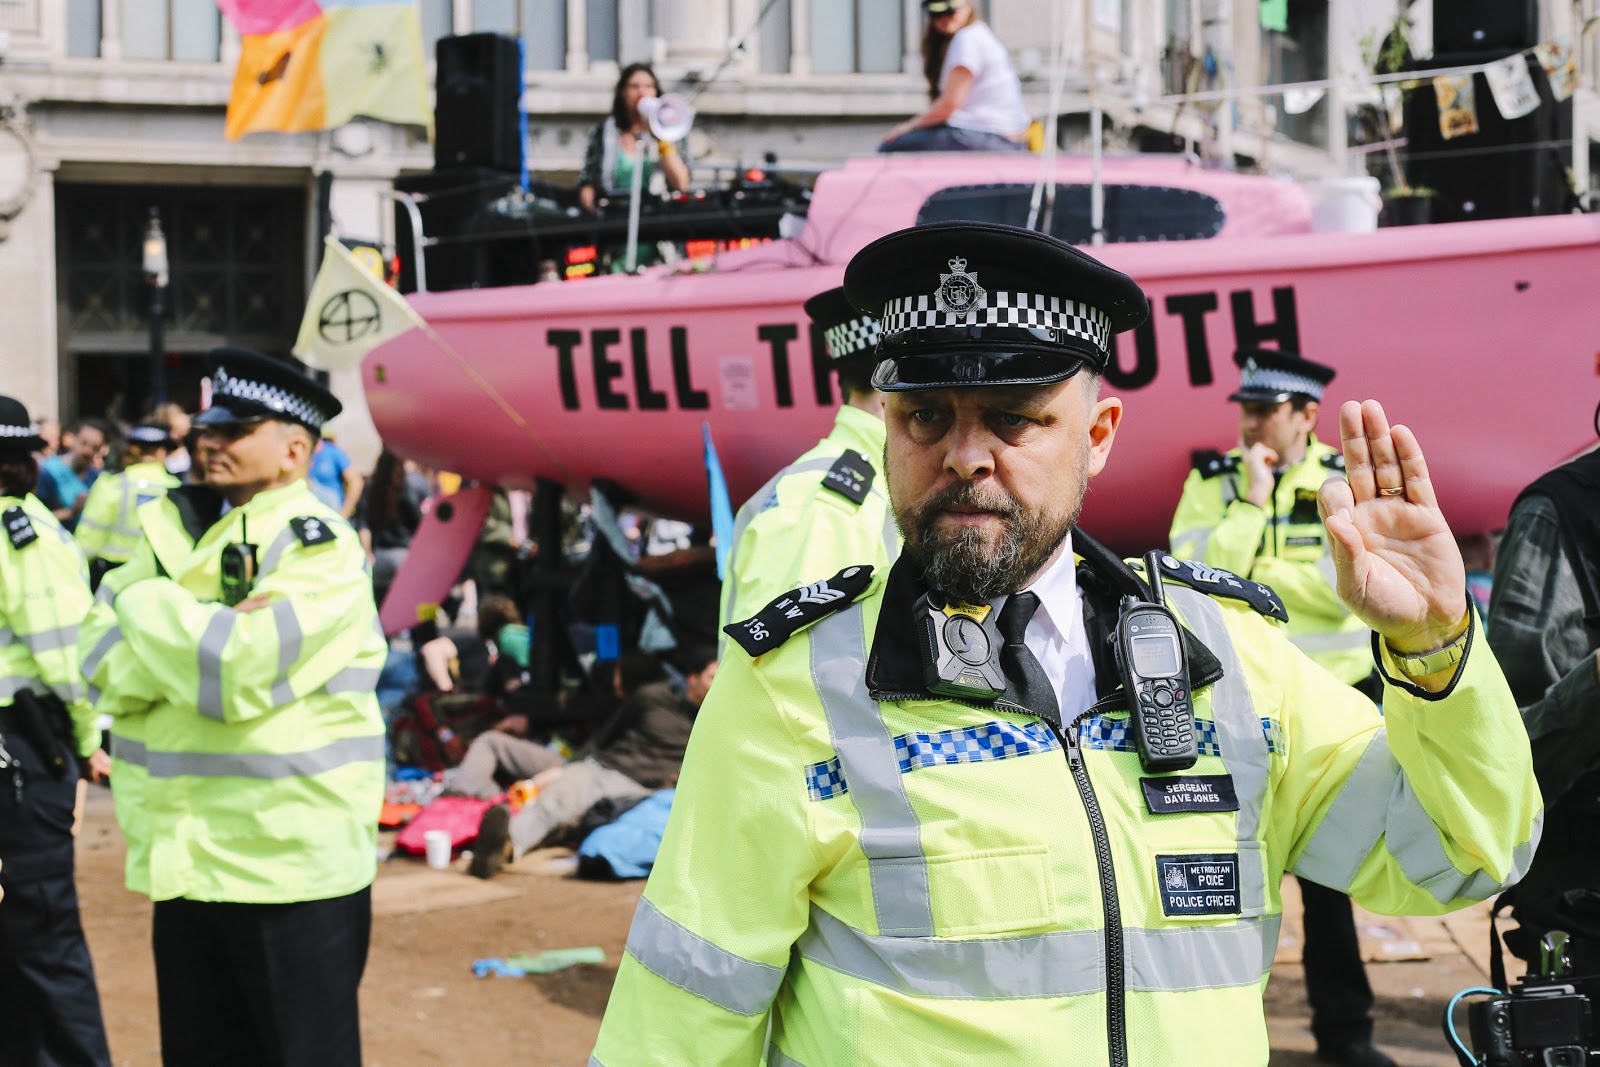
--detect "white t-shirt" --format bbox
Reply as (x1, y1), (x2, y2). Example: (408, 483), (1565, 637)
(941, 22), (1029, 137)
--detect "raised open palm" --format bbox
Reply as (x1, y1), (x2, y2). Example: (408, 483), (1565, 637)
(1316, 399), (1468, 655)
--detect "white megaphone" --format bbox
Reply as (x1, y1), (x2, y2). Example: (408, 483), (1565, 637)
(638, 93), (695, 143)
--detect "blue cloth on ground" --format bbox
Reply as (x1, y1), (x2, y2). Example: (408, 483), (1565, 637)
(577, 789), (674, 879)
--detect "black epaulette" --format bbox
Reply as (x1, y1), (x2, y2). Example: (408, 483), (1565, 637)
(4, 506), (38, 550)
(289, 515), (339, 548)
(724, 565), (876, 657)
(1151, 554), (1290, 624)
(820, 450), (875, 506)
(1320, 452), (1346, 472)
(1191, 449), (1239, 479)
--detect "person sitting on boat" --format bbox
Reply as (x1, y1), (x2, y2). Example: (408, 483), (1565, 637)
(578, 62), (691, 212)
(880, 0), (1029, 153)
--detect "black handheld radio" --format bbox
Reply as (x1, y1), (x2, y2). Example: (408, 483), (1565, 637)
(1113, 552), (1198, 772)
(914, 590), (1008, 701)
(220, 516), (258, 608)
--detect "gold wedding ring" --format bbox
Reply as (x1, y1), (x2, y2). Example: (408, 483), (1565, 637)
(1380, 485), (1405, 496)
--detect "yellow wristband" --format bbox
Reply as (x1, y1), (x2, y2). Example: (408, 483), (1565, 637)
(657, 140), (675, 157)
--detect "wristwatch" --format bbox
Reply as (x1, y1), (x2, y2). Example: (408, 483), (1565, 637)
(1388, 623), (1470, 677)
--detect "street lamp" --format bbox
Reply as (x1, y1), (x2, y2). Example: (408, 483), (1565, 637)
(142, 206), (169, 408)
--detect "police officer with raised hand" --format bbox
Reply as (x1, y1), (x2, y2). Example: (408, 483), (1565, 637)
(1170, 349), (1390, 1067)
(79, 349), (386, 1067)
(0, 393), (113, 1067)
(591, 222), (1541, 1066)
(718, 286), (897, 652)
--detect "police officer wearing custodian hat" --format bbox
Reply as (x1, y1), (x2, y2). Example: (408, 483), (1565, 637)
(591, 222), (1540, 1065)
(1171, 347), (1392, 1066)
(0, 393), (113, 1066)
(79, 349), (386, 1065)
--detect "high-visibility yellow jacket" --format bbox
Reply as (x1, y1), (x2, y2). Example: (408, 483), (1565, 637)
(1169, 435), (1370, 685)
(1, 494), (99, 757)
(79, 479), (386, 904)
(74, 460), (180, 566)
(718, 405), (898, 657)
(593, 547), (1542, 1067)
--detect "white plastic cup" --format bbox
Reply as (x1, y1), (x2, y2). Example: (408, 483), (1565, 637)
(423, 829), (453, 870)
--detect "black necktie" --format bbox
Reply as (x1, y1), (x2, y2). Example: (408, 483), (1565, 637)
(997, 592), (1061, 730)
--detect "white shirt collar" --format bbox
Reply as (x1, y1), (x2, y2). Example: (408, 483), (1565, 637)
(1021, 532), (1080, 639)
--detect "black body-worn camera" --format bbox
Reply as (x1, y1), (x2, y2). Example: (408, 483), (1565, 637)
(1460, 933), (1599, 1066)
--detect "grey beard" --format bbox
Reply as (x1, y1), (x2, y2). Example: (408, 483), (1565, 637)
(898, 483), (1078, 603)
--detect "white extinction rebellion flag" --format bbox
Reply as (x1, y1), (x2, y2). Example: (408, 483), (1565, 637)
(294, 236), (425, 372)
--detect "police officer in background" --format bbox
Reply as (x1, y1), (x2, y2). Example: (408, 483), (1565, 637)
(79, 349), (386, 1066)
(591, 223), (1540, 1066)
(718, 286), (898, 651)
(0, 394), (112, 1066)
(1168, 350), (1390, 1067)
(75, 420), (180, 588)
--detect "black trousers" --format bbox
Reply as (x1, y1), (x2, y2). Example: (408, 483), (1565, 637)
(0, 728), (113, 1067)
(1299, 875), (1375, 1050)
(152, 887), (372, 1067)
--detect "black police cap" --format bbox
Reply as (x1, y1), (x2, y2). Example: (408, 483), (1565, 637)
(127, 422), (177, 449)
(923, 0), (968, 13)
(0, 394), (44, 458)
(843, 222), (1149, 392)
(194, 347), (342, 435)
(1228, 347), (1337, 404)
(804, 286), (881, 365)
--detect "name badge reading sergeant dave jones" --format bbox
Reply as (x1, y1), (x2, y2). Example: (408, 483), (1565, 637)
(1156, 854), (1242, 918)
(1140, 775), (1240, 815)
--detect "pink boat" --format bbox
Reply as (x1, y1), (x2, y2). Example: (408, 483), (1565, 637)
(363, 153), (1600, 551)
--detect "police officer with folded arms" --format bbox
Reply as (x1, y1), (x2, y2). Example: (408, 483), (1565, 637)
(718, 287), (898, 652)
(79, 349), (386, 1066)
(75, 420), (180, 589)
(592, 223), (1541, 1066)
(0, 393), (112, 1066)
(1169, 349), (1390, 1067)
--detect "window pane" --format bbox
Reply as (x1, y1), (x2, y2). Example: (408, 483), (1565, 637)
(474, 0), (516, 33)
(586, 0), (617, 62)
(809, 0), (854, 73)
(917, 183), (1225, 243)
(759, 0), (790, 73)
(855, 0), (899, 73)
(617, 0), (649, 64)
(172, 0), (219, 61)
(122, 0), (170, 59)
(67, 0), (100, 57)
(420, 0), (453, 58)
(521, 0), (566, 70)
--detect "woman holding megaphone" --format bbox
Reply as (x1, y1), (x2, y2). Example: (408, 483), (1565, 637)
(578, 63), (691, 212)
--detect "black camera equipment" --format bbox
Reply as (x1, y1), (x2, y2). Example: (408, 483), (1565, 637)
(1446, 931), (1599, 1065)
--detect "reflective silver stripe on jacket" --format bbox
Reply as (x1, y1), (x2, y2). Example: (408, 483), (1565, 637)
(269, 600), (303, 705)
(767, 1050), (811, 1067)
(720, 457), (835, 656)
(1168, 587), (1271, 915)
(1169, 528), (1212, 561)
(197, 609), (239, 721)
(322, 665), (382, 695)
(108, 732), (383, 779)
(810, 609), (933, 937)
(258, 527), (299, 581)
(1291, 726), (1542, 902)
(1290, 629), (1370, 654)
(81, 626), (122, 682)
(798, 904), (1280, 998)
(624, 896), (784, 1015)
(22, 623), (78, 656)
(0, 675), (33, 700)
(0, 627), (12, 647)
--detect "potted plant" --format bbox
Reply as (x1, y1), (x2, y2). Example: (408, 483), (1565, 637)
(1361, 13), (1439, 226)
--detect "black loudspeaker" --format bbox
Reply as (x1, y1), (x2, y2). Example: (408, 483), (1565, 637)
(1401, 50), (1573, 223)
(1434, 0), (1538, 53)
(435, 33), (523, 173)
(393, 168), (521, 293)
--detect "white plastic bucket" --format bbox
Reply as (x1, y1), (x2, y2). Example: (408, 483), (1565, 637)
(1307, 176), (1382, 233)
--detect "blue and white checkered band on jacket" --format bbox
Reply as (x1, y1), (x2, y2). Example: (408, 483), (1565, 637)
(1238, 359), (1326, 402)
(822, 315), (881, 362)
(211, 366), (333, 429)
(879, 291), (1113, 357)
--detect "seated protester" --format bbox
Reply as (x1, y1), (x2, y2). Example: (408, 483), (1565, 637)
(470, 644), (718, 879)
(446, 653), (667, 801)
(417, 594), (526, 696)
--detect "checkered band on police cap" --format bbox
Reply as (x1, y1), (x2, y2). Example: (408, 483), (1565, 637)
(880, 290), (1113, 358)
(0, 423), (34, 439)
(823, 315), (881, 362)
(211, 364), (335, 431)
(1236, 358), (1328, 402)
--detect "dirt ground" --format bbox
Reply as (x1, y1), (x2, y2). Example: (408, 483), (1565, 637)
(75, 785), (1510, 1066)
